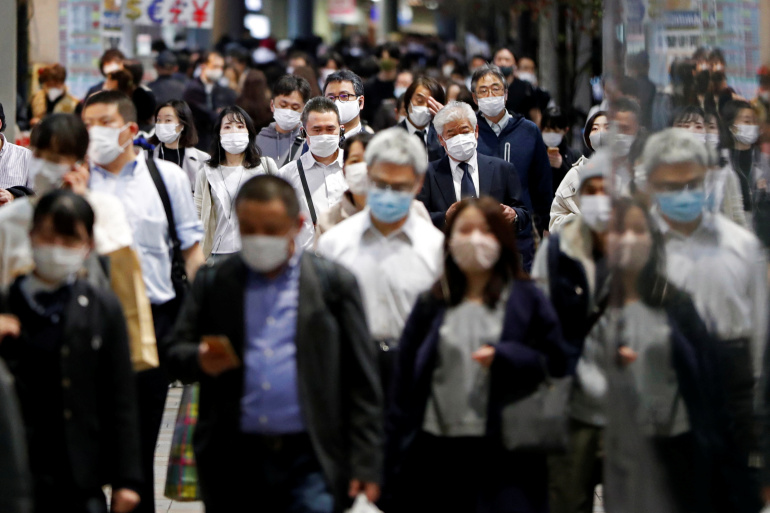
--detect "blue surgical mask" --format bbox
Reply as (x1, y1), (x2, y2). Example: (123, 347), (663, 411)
(367, 187), (413, 223)
(655, 188), (705, 223)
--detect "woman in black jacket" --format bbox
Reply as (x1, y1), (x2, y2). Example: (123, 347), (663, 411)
(0, 191), (142, 513)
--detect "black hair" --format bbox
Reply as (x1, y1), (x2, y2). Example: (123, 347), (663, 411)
(226, 46), (251, 66)
(33, 189), (95, 240)
(301, 97), (340, 127)
(492, 47), (517, 63)
(83, 90), (138, 124)
(709, 48), (726, 65)
(123, 60), (145, 87)
(375, 42), (401, 61)
(611, 97), (641, 120)
(403, 76), (446, 111)
(342, 132), (373, 157)
(323, 70), (365, 97)
(319, 51), (345, 70)
(0, 102), (5, 132)
(236, 174), (300, 218)
(149, 100), (199, 148)
(207, 106), (263, 169)
(273, 74), (312, 103)
(692, 47), (710, 62)
(200, 51), (224, 67)
(671, 105), (706, 127)
(30, 114), (89, 161)
(720, 99), (756, 149)
(542, 106), (571, 131)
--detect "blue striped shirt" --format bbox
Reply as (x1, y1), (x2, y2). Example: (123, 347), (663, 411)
(0, 135), (31, 190)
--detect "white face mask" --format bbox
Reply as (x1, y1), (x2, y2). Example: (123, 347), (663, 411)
(344, 162), (369, 195)
(308, 134), (339, 158)
(88, 124), (131, 166)
(449, 230), (501, 273)
(409, 104), (432, 127)
(29, 156), (71, 195)
(394, 86), (407, 98)
(274, 108), (302, 131)
(205, 68), (223, 83)
(240, 235), (291, 273)
(47, 88), (64, 102)
(155, 123), (181, 144)
(690, 132), (707, 145)
(517, 71), (538, 86)
(734, 124), (759, 145)
(444, 133), (477, 162)
(580, 194), (611, 233)
(220, 132), (250, 155)
(103, 62), (122, 75)
(32, 244), (88, 284)
(613, 133), (635, 157)
(477, 96), (506, 118)
(542, 132), (564, 148)
(335, 99), (361, 125)
(589, 131), (605, 150)
(705, 132), (720, 150)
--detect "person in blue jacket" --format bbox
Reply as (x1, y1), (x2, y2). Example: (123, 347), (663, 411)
(385, 196), (569, 513)
(472, 64), (554, 238)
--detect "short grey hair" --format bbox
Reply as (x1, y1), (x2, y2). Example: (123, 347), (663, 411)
(470, 63), (508, 95)
(433, 101), (477, 136)
(641, 128), (710, 184)
(365, 127), (428, 176)
(301, 96), (339, 127)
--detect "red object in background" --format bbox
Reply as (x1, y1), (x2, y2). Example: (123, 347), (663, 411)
(14, 132), (30, 148)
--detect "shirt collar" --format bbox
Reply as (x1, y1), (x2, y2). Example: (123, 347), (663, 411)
(485, 110), (511, 130)
(405, 118), (429, 135)
(345, 123), (363, 137)
(91, 154), (140, 178)
(448, 151), (478, 177)
(361, 207), (417, 244)
(300, 147), (344, 170)
(651, 207), (718, 242)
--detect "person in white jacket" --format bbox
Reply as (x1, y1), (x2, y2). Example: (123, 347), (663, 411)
(194, 105), (278, 261)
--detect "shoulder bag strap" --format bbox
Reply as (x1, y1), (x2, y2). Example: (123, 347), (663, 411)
(146, 152), (187, 277)
(296, 158), (317, 226)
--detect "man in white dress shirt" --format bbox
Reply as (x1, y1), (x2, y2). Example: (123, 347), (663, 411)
(278, 97), (347, 249)
(317, 127), (444, 398)
(642, 128), (767, 465)
(0, 103), (32, 205)
(323, 70), (371, 138)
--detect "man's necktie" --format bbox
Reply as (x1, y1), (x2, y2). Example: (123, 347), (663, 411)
(414, 130), (427, 149)
(460, 162), (476, 199)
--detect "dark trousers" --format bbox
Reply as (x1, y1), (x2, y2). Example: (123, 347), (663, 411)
(392, 431), (548, 513)
(133, 300), (178, 513)
(33, 481), (107, 513)
(197, 432), (335, 513)
(548, 419), (603, 513)
(715, 339), (756, 456)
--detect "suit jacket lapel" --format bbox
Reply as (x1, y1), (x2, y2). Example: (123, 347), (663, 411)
(296, 254), (325, 359)
(435, 156), (457, 207)
(477, 154), (495, 196)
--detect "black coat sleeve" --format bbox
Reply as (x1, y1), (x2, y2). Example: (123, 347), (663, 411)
(331, 263), (384, 485)
(416, 173), (447, 229)
(501, 160), (531, 233)
(0, 359), (32, 513)
(529, 134), (554, 234)
(97, 290), (143, 492)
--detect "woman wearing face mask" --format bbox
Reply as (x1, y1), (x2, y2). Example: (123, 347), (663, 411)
(0, 190), (142, 513)
(196, 106), (279, 262)
(542, 107), (581, 194)
(386, 197), (568, 513)
(721, 100), (761, 217)
(670, 106), (746, 226)
(29, 64), (79, 127)
(602, 198), (751, 513)
(314, 133), (431, 240)
(397, 76), (447, 162)
(150, 100), (210, 191)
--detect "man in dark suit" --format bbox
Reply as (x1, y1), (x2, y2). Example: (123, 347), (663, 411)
(148, 51), (187, 105)
(396, 76), (447, 162)
(183, 51), (237, 152)
(163, 174), (383, 512)
(416, 101), (534, 268)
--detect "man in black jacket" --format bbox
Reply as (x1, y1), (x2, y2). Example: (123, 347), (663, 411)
(0, 357), (32, 513)
(163, 174), (383, 512)
(183, 51), (237, 152)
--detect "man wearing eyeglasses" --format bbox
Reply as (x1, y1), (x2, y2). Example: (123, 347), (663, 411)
(323, 70), (373, 139)
(471, 63), (553, 263)
(317, 128), (444, 403)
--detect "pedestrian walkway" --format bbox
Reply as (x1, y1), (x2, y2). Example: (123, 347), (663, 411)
(154, 386), (203, 513)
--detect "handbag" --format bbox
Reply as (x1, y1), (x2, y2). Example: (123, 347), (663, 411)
(106, 246), (159, 371)
(165, 384), (201, 501)
(500, 359), (573, 453)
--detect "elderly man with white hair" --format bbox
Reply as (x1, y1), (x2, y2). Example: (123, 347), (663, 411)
(416, 100), (533, 268)
(317, 127), (444, 401)
(643, 127), (767, 469)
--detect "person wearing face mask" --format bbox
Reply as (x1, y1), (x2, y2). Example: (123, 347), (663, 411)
(385, 196), (568, 513)
(470, 64), (553, 242)
(0, 190), (143, 513)
(29, 64), (79, 127)
(84, 91), (204, 513)
(640, 129), (767, 493)
(278, 97), (347, 249)
(397, 76), (447, 162)
(324, 70), (374, 139)
(317, 128), (443, 403)
(256, 75), (311, 167)
(515, 56), (552, 128)
(669, 106), (747, 227)
(596, 199), (751, 513)
(418, 101), (533, 269)
(82, 48), (126, 102)
(491, 47), (537, 118)
(183, 51), (238, 152)
(531, 151), (613, 513)
(149, 100), (210, 190)
(163, 174), (383, 512)
(721, 100), (762, 218)
(542, 107), (582, 195)
(195, 106), (278, 261)
(362, 43), (401, 124)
